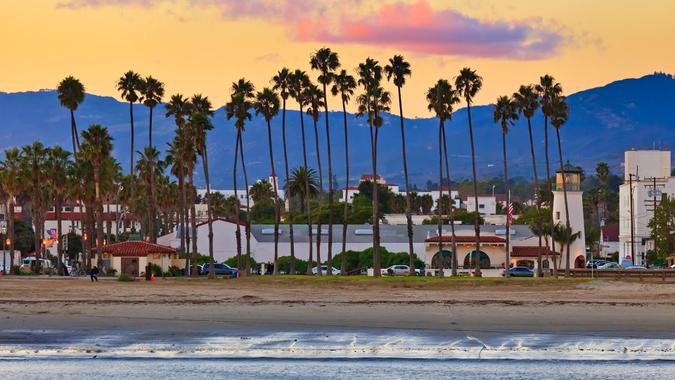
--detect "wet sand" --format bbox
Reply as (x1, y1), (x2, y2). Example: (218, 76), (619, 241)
(1, 277), (675, 340)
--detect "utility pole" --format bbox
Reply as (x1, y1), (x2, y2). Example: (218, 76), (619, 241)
(643, 176), (665, 267)
(629, 173), (636, 266)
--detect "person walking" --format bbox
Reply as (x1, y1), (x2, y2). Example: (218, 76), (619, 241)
(90, 266), (99, 282)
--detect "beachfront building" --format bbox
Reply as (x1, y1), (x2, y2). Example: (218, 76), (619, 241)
(551, 163), (587, 269)
(93, 241), (182, 277)
(158, 220), (562, 276)
(619, 149), (675, 266)
(196, 175), (286, 212)
(463, 194), (503, 215)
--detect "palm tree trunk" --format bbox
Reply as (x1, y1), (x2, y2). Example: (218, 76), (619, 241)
(129, 102), (136, 201)
(188, 173), (198, 276)
(8, 199), (15, 271)
(312, 118), (324, 276)
(97, 198), (105, 271)
(340, 99), (350, 275)
(466, 101), (482, 276)
(149, 106), (153, 149)
(437, 123), (444, 272)
(556, 128), (572, 277)
(56, 196), (63, 276)
(70, 110), (79, 154)
(265, 119), (280, 275)
(544, 116), (553, 236)
(202, 148), (215, 280)
(527, 117), (544, 276)
(397, 86), (415, 276)
(502, 129), (511, 278)
(177, 171), (186, 254)
(441, 123), (459, 276)
(322, 83), (334, 275)
(299, 104), (314, 275)
(238, 132), (252, 276)
(233, 129), (243, 272)
(371, 123), (381, 276)
(280, 98), (296, 274)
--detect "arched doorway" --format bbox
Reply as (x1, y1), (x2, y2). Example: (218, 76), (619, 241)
(432, 250), (453, 269)
(463, 251), (491, 269)
(574, 255), (585, 268)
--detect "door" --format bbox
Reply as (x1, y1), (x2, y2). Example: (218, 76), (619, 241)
(121, 257), (139, 277)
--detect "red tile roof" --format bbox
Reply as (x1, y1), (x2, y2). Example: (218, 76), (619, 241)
(425, 235), (506, 243)
(512, 246), (560, 257)
(93, 241), (176, 257)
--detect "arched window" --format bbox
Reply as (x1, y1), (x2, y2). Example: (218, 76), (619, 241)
(432, 250), (453, 269)
(463, 250), (491, 269)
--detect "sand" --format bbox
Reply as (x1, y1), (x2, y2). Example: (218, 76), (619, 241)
(1, 276), (675, 340)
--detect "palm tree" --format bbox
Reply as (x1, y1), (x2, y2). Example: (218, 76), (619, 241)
(549, 95), (573, 276)
(226, 78), (255, 275)
(310, 47), (340, 274)
(56, 76), (85, 154)
(493, 96), (519, 277)
(140, 76), (165, 149)
(189, 108), (217, 277)
(596, 161), (610, 222)
(254, 87), (281, 274)
(250, 180), (274, 204)
(384, 55), (415, 275)
(117, 71), (142, 200)
(426, 79), (460, 276)
(535, 75), (562, 217)
(21, 141), (48, 268)
(136, 147), (163, 238)
(330, 69), (356, 274)
(455, 67), (483, 276)
(0, 148), (24, 271)
(272, 68), (297, 274)
(165, 94), (191, 255)
(45, 147), (72, 275)
(287, 167), (320, 213)
(513, 84), (544, 275)
(288, 70), (315, 274)
(79, 125), (113, 267)
(304, 83), (326, 274)
(552, 223), (581, 271)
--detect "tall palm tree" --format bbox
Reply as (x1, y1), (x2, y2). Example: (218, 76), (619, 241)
(117, 71), (142, 200)
(56, 76), (85, 154)
(140, 76), (165, 149)
(535, 75), (562, 217)
(384, 55), (414, 275)
(45, 147), (72, 275)
(287, 167), (320, 213)
(272, 68), (297, 274)
(513, 85), (544, 275)
(165, 94), (191, 255)
(550, 95), (573, 276)
(79, 125), (113, 267)
(310, 47), (340, 274)
(21, 141), (48, 267)
(254, 88), (281, 274)
(330, 69), (356, 274)
(189, 109), (217, 277)
(493, 96), (519, 277)
(455, 67), (484, 276)
(426, 80), (460, 276)
(0, 148), (24, 271)
(304, 83), (326, 274)
(226, 78), (255, 275)
(356, 58), (390, 276)
(288, 70), (315, 274)
(552, 223), (581, 271)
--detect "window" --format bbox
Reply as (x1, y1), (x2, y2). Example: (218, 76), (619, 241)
(556, 211), (560, 220)
(479, 204), (485, 209)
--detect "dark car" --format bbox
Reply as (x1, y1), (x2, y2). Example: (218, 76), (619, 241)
(201, 263), (238, 278)
(509, 266), (534, 277)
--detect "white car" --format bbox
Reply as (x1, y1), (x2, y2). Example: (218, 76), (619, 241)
(381, 265), (421, 276)
(312, 266), (341, 275)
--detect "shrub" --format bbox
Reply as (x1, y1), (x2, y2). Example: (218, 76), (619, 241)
(332, 248), (424, 274)
(276, 256), (312, 274)
(118, 273), (133, 282)
(224, 256), (257, 271)
(166, 265), (181, 277)
(149, 263), (163, 277)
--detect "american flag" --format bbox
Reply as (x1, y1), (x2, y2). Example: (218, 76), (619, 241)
(507, 191), (513, 224)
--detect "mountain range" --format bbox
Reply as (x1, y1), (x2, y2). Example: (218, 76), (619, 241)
(1, 73), (674, 189)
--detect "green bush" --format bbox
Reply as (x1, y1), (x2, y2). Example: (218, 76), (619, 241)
(332, 247), (424, 274)
(149, 263), (163, 277)
(276, 256), (313, 274)
(165, 265), (182, 277)
(224, 256), (257, 271)
(118, 273), (133, 282)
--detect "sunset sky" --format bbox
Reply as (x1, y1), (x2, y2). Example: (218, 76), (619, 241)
(3, 0), (674, 116)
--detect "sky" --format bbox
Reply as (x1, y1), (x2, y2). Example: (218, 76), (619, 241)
(2, 0), (675, 116)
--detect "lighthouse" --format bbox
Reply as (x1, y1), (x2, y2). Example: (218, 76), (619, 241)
(551, 162), (587, 269)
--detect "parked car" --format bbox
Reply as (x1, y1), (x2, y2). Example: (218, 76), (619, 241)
(624, 265), (647, 270)
(201, 263), (238, 278)
(381, 265), (423, 276)
(20, 258), (53, 274)
(507, 266), (534, 277)
(312, 266), (341, 275)
(597, 262), (621, 270)
(586, 260), (607, 269)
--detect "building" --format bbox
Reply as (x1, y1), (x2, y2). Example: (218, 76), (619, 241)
(197, 175), (286, 210)
(551, 163), (587, 268)
(600, 224), (620, 258)
(94, 241), (182, 277)
(158, 220), (563, 276)
(463, 194), (505, 215)
(619, 149), (675, 265)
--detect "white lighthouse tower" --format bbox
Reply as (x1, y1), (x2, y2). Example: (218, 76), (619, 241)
(551, 162), (587, 269)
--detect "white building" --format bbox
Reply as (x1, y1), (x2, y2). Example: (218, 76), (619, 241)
(619, 149), (675, 265)
(197, 175), (285, 210)
(463, 194), (505, 215)
(551, 163), (587, 268)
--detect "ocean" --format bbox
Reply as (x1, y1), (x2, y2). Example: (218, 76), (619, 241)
(2, 330), (674, 379)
